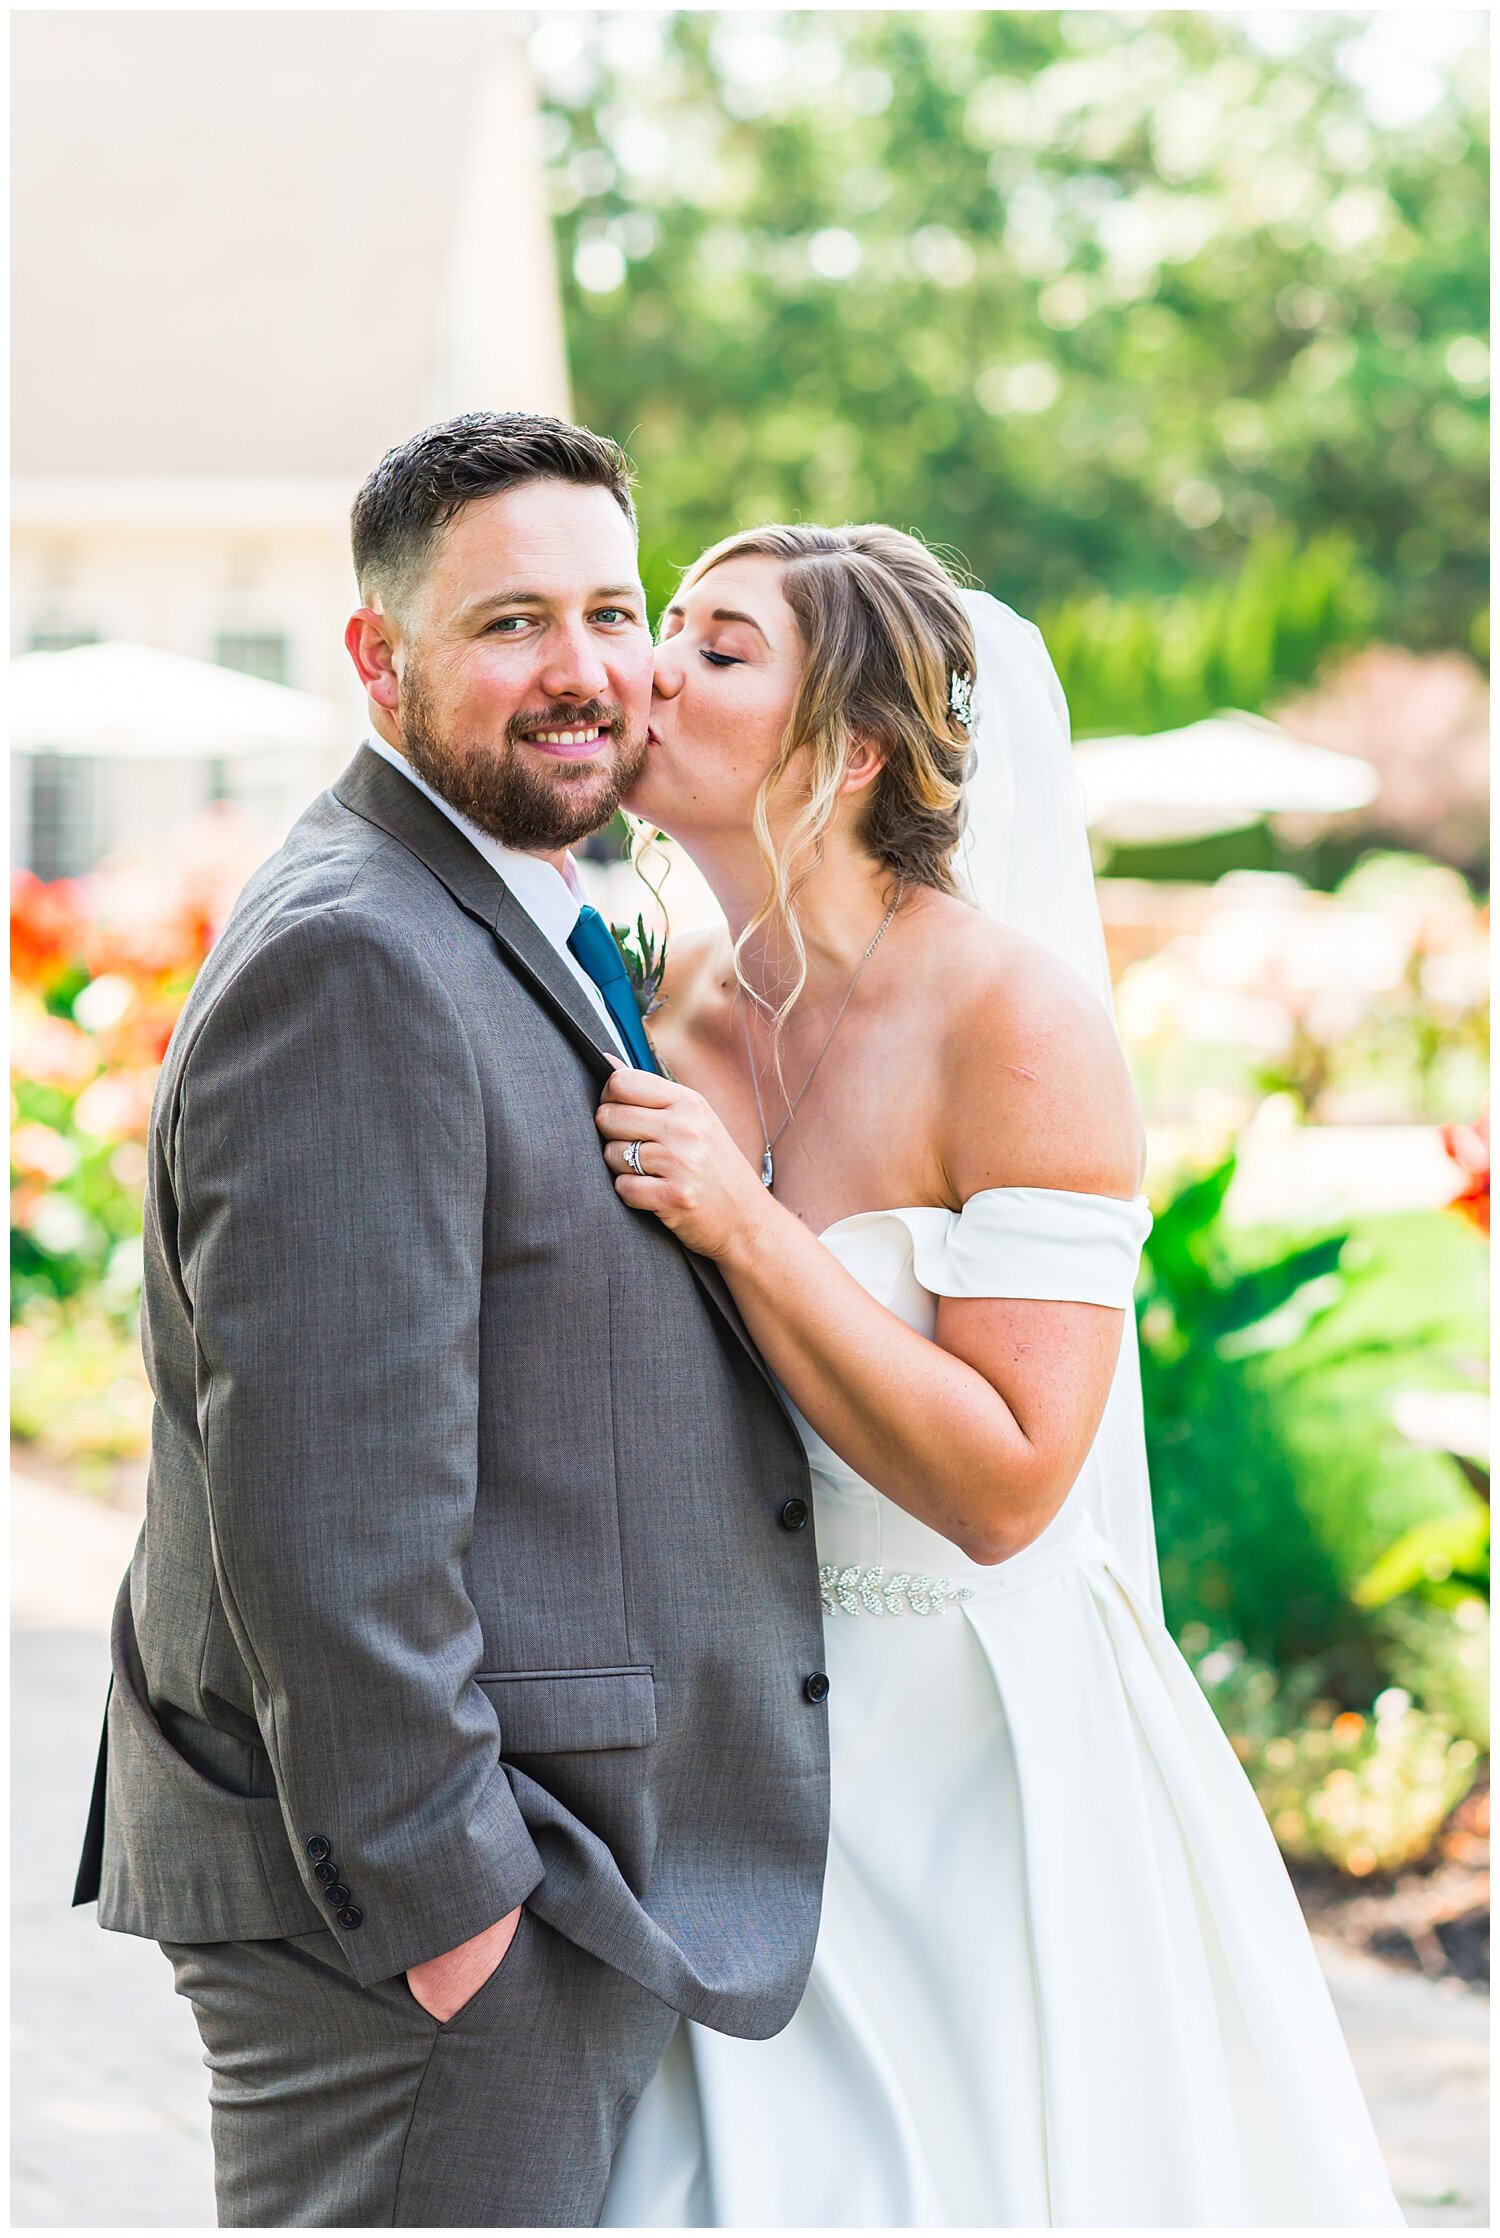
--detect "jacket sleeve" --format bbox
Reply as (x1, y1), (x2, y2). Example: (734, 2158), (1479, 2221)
(174, 902), (543, 1984)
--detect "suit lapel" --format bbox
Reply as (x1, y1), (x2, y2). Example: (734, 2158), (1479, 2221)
(332, 749), (780, 1394)
(334, 746), (617, 1082)
(491, 886), (622, 1081)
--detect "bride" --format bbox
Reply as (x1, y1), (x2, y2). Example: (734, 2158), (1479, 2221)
(593, 522), (1403, 2228)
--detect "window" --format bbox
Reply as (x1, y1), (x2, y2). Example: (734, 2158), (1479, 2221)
(214, 631), (290, 686)
(28, 755), (100, 880)
(25, 630), (101, 878)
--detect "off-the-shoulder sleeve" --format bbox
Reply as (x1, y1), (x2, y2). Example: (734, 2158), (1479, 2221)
(900, 1188), (1151, 1307)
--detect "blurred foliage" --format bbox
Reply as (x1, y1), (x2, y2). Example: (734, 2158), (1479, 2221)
(536, 9), (1488, 665)
(1043, 530), (1379, 738)
(1114, 855), (1488, 1128)
(10, 847), (253, 1472)
(10, 871), (192, 1328)
(1186, 1635), (1481, 1875)
(1138, 1155), (1383, 1692)
(10, 1306), (151, 1478)
(1140, 1161), (1487, 1669)
(1356, 1502), (1490, 1612)
(1376, 1594), (1489, 1754)
(1257, 1208), (1488, 1587)
(1141, 1151), (1489, 1875)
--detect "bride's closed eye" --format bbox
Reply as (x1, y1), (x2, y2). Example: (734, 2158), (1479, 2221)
(701, 650), (741, 668)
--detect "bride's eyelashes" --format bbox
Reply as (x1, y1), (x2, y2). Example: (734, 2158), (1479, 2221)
(701, 650), (742, 668)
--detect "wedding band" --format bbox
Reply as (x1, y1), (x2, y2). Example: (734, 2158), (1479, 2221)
(623, 1139), (646, 1177)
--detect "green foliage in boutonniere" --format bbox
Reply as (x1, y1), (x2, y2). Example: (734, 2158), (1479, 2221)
(611, 825), (672, 1018)
(610, 913), (668, 1019)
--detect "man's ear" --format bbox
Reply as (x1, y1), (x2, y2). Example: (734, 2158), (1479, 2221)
(840, 733), (887, 799)
(345, 607), (401, 712)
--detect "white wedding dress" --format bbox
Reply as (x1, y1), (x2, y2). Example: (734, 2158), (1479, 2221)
(601, 1186), (1404, 2229)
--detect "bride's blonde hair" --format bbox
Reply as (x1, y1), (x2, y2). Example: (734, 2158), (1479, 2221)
(676, 522), (976, 1030)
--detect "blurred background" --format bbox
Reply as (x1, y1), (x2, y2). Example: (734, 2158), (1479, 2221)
(10, 9), (1489, 2227)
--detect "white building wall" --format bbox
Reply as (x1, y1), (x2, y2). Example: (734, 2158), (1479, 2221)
(12, 12), (569, 877)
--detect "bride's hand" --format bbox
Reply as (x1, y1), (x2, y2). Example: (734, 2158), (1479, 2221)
(596, 1069), (766, 1260)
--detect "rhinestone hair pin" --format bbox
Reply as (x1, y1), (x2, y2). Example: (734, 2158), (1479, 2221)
(949, 670), (976, 734)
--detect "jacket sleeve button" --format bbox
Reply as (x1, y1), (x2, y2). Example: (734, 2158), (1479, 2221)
(804, 1671), (830, 1704)
(305, 1835), (332, 1864)
(324, 1882), (351, 1908)
(337, 1905), (364, 1930)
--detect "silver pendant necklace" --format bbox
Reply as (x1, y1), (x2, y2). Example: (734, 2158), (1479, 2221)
(739, 879), (905, 1190)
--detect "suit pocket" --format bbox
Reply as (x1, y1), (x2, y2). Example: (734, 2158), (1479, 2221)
(475, 1665), (656, 1754)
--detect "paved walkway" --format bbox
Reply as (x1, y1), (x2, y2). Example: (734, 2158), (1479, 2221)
(11, 1472), (1490, 2228)
(13, 1479), (214, 2228)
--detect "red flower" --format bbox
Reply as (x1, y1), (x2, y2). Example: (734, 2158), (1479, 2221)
(1441, 1109), (1490, 1238)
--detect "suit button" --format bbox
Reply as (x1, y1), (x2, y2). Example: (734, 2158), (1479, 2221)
(306, 1835), (332, 1864)
(324, 1883), (351, 1908)
(779, 1498), (810, 1531)
(314, 1860), (339, 1887)
(337, 1906), (364, 1930)
(804, 1671), (830, 1704)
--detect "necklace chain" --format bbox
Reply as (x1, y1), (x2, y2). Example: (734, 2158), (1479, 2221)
(740, 880), (905, 1190)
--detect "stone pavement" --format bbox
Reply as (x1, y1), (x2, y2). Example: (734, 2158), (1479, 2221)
(13, 1477), (214, 2228)
(11, 1470), (1490, 2229)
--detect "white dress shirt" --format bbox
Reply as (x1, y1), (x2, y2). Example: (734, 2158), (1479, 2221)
(362, 734), (622, 1051)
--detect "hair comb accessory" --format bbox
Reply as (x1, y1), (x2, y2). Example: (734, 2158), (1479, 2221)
(949, 670), (976, 734)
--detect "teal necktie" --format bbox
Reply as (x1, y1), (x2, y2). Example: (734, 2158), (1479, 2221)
(567, 905), (660, 1074)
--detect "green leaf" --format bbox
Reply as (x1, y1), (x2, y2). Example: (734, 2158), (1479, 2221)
(1354, 1503), (1492, 1609)
(1216, 1272), (1347, 1360)
(1203, 1237), (1351, 1343)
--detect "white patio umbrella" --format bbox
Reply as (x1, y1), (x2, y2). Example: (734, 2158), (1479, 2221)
(1073, 712), (1379, 845)
(11, 640), (345, 760)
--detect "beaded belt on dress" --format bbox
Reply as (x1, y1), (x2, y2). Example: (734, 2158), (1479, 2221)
(819, 1564), (973, 1617)
(817, 1516), (1109, 1617)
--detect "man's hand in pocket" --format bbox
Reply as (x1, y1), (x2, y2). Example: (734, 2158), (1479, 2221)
(407, 1906), (523, 2023)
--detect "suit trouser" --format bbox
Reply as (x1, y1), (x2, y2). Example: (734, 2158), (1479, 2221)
(161, 1909), (676, 2227)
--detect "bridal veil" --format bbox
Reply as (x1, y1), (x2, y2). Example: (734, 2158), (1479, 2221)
(955, 589), (1161, 1614)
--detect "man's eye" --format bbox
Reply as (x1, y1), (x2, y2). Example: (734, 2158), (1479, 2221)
(487, 617), (530, 634)
(593, 607), (638, 625)
(701, 650), (741, 668)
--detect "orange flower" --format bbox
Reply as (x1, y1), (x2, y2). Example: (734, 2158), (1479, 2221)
(1442, 1108), (1490, 1238)
(10, 871), (87, 995)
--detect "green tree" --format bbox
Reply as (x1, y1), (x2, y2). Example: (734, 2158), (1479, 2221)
(534, 11), (1487, 655)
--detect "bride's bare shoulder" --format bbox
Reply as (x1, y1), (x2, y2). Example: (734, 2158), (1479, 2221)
(644, 920), (733, 1060)
(657, 921), (729, 1009)
(915, 897), (1145, 1200)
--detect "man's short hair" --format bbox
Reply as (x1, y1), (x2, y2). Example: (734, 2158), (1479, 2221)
(351, 411), (638, 618)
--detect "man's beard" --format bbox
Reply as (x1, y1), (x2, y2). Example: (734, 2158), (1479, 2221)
(397, 661), (647, 852)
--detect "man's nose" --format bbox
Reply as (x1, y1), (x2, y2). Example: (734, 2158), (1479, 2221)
(537, 623), (611, 703)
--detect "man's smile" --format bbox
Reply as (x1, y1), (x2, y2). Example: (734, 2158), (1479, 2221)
(518, 723), (611, 759)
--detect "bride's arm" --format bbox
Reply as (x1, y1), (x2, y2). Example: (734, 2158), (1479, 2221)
(597, 954), (1144, 1565)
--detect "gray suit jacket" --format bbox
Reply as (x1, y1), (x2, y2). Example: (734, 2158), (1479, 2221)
(75, 747), (829, 2038)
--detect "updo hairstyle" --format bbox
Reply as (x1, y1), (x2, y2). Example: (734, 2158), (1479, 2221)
(676, 522), (976, 1027)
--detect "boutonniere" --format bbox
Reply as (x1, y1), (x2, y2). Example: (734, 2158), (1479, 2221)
(610, 912), (668, 1019)
(610, 823), (671, 1019)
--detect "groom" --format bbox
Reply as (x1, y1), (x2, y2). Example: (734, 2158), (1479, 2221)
(73, 412), (830, 2226)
